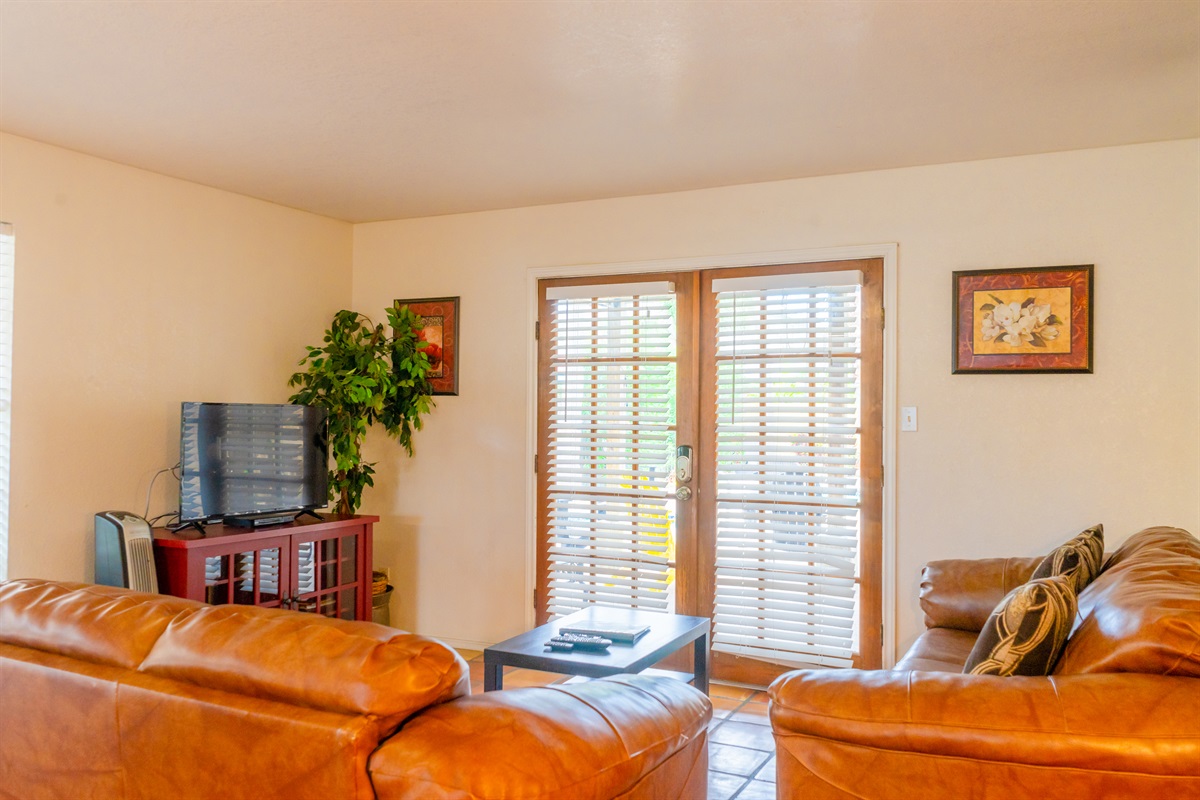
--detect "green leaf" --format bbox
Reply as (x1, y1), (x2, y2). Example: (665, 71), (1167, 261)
(989, 293), (1005, 306)
(290, 305), (436, 513)
(1030, 333), (1046, 348)
(1046, 314), (1061, 325)
(979, 303), (995, 312)
(1022, 297), (1035, 308)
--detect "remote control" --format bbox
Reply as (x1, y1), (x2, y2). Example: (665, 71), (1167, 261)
(545, 640), (574, 652)
(550, 633), (613, 652)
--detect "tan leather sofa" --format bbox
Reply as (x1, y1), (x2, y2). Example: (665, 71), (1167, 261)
(769, 526), (1200, 799)
(0, 579), (711, 799)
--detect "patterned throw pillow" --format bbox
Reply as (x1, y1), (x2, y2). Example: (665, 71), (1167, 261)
(1030, 524), (1104, 593)
(962, 575), (1077, 676)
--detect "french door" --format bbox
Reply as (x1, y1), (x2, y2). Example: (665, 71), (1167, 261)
(536, 259), (883, 684)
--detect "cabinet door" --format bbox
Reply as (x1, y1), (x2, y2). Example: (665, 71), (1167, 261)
(200, 535), (291, 610)
(292, 529), (363, 621)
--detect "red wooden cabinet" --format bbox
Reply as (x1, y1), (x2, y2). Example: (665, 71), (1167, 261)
(153, 514), (378, 621)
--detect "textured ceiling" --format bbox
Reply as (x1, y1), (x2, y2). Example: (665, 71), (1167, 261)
(1, 0), (1197, 222)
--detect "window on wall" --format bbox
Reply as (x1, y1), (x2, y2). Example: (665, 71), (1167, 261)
(536, 260), (884, 686)
(0, 223), (13, 580)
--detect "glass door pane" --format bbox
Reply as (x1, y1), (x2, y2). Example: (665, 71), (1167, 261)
(204, 555), (231, 605)
(233, 544), (284, 607)
(698, 261), (885, 684)
(537, 275), (700, 624)
(294, 532), (361, 619)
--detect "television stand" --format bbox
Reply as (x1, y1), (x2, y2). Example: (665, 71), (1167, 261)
(153, 514), (379, 621)
(225, 512), (297, 529)
(295, 509), (325, 522)
(167, 519), (207, 536)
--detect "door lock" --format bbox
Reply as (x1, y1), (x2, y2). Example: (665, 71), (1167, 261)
(675, 486), (692, 501)
(676, 446), (693, 483)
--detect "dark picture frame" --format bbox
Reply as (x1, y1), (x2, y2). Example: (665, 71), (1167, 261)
(952, 265), (1093, 374)
(394, 296), (460, 395)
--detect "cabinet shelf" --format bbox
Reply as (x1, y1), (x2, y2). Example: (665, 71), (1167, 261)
(153, 514), (378, 621)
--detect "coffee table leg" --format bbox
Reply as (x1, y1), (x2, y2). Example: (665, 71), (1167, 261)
(692, 633), (709, 695)
(483, 656), (503, 692)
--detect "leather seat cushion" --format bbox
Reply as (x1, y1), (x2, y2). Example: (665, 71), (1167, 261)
(0, 579), (203, 670)
(370, 675), (711, 800)
(1055, 527), (1200, 677)
(140, 603), (469, 724)
(919, 557), (1042, 632)
(894, 628), (978, 673)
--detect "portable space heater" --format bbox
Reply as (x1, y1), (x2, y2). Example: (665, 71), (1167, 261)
(94, 511), (158, 593)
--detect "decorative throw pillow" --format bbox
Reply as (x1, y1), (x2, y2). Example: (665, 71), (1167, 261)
(1070, 523), (1105, 582)
(962, 575), (1077, 677)
(1031, 524), (1104, 593)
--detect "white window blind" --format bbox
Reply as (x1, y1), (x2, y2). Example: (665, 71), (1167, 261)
(0, 224), (12, 581)
(544, 285), (677, 616)
(711, 274), (863, 669)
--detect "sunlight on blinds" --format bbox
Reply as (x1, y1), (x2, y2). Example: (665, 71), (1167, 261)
(544, 286), (677, 617)
(0, 224), (13, 580)
(711, 273), (863, 669)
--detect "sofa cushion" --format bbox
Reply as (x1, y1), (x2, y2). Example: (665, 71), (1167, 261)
(919, 557), (1043, 632)
(370, 675), (711, 800)
(768, 668), (1200, 781)
(0, 579), (203, 670)
(963, 575), (1076, 676)
(1055, 526), (1200, 677)
(140, 603), (469, 726)
(893, 628), (978, 673)
(0, 644), (129, 799)
(1030, 524), (1104, 593)
(1101, 524), (1200, 570)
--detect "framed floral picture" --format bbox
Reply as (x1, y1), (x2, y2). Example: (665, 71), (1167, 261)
(952, 265), (1093, 374)
(394, 296), (459, 395)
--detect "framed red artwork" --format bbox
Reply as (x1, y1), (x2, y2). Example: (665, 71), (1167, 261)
(952, 265), (1093, 374)
(394, 296), (459, 395)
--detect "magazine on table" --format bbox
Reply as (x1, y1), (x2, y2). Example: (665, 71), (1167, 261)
(559, 622), (650, 643)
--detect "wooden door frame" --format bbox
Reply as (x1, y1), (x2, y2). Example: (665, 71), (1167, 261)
(526, 244), (900, 667)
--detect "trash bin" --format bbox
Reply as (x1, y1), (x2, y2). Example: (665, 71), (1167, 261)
(372, 585), (394, 627)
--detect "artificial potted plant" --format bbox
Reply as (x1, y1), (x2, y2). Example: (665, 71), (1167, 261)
(288, 305), (434, 515)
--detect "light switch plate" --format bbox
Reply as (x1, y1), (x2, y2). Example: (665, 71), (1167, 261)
(901, 406), (918, 432)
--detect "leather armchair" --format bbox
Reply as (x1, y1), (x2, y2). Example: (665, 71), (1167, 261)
(768, 527), (1200, 799)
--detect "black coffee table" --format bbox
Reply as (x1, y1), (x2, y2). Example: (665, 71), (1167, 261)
(483, 606), (709, 693)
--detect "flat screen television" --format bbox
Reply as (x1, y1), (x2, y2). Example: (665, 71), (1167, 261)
(178, 402), (329, 525)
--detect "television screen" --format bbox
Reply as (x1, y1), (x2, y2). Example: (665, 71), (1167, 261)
(179, 402), (329, 523)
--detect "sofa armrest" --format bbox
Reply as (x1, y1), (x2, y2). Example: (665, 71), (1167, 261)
(370, 674), (711, 800)
(769, 668), (1200, 777)
(919, 557), (1042, 631)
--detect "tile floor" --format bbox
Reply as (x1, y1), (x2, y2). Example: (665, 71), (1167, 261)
(458, 650), (777, 800)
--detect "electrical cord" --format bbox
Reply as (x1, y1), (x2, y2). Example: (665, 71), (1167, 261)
(143, 463), (182, 521)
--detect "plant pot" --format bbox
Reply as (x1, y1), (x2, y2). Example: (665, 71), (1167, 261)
(371, 585), (393, 627)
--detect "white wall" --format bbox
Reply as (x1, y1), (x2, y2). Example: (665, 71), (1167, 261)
(0, 133), (353, 581)
(353, 139), (1200, 655)
(2, 133), (1194, 659)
